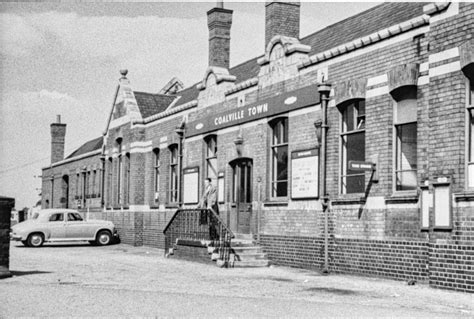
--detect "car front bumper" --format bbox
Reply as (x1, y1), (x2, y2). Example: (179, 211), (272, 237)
(10, 233), (24, 241)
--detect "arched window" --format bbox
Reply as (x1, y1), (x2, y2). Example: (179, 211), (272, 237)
(393, 87), (417, 191)
(270, 117), (288, 198)
(153, 148), (160, 201)
(467, 79), (474, 188)
(169, 144), (179, 203)
(340, 99), (366, 194)
(125, 153), (131, 205)
(116, 138), (123, 205)
(107, 157), (113, 206)
(205, 135), (217, 181)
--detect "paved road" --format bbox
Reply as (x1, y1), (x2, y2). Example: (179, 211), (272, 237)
(1, 242), (472, 317)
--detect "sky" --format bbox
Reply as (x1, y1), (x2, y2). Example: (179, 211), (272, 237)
(0, 1), (380, 209)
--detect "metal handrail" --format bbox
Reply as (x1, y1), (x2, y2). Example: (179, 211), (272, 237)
(163, 208), (234, 267)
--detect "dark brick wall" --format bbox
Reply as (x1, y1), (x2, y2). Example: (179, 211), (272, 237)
(265, 2), (300, 47)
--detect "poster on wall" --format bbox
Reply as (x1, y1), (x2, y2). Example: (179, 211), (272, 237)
(183, 167), (199, 204)
(217, 171), (225, 203)
(291, 148), (319, 199)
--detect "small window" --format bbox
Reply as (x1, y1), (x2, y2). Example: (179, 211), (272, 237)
(205, 135), (218, 181)
(169, 145), (179, 203)
(468, 79), (474, 188)
(270, 118), (288, 197)
(49, 213), (64, 222)
(67, 212), (83, 222)
(340, 100), (366, 194)
(153, 148), (160, 201)
(393, 87), (417, 191)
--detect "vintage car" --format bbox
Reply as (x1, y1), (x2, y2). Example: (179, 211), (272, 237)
(10, 209), (118, 247)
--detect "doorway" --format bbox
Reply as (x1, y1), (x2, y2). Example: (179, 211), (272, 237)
(62, 175), (69, 209)
(231, 158), (253, 234)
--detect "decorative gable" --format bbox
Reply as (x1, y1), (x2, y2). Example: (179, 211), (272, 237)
(257, 35), (310, 88)
(197, 66), (236, 108)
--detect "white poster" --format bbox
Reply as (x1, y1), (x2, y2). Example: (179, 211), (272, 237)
(434, 184), (451, 228)
(183, 167), (199, 204)
(291, 148), (319, 199)
(217, 172), (225, 203)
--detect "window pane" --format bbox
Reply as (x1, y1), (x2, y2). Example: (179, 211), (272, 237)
(271, 119), (288, 197)
(470, 113), (474, 162)
(345, 132), (365, 175)
(469, 164), (474, 188)
(343, 104), (355, 132)
(396, 170), (417, 191)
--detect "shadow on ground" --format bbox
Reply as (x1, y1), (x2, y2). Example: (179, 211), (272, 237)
(9, 270), (52, 277)
(305, 287), (358, 295)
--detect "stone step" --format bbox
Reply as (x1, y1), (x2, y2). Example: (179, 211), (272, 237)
(232, 259), (270, 268)
(231, 246), (264, 254)
(231, 252), (268, 261)
(233, 233), (253, 240)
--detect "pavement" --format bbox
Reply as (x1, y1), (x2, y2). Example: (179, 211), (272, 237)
(1, 241), (473, 318)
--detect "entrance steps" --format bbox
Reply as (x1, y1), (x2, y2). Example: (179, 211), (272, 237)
(228, 234), (270, 268)
(168, 234), (270, 268)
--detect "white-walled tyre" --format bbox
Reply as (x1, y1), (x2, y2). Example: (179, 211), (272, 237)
(95, 230), (112, 246)
(27, 233), (44, 247)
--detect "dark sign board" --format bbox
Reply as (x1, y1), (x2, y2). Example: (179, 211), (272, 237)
(348, 161), (375, 171)
(186, 84), (319, 137)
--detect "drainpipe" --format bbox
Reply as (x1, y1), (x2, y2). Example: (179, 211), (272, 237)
(175, 126), (185, 207)
(317, 82), (331, 274)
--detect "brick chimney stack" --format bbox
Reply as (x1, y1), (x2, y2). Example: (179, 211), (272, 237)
(265, 1), (300, 48)
(207, 3), (233, 69)
(50, 114), (66, 164)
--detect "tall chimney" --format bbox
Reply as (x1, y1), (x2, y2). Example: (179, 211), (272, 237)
(50, 115), (66, 164)
(207, 5), (233, 69)
(265, 1), (300, 48)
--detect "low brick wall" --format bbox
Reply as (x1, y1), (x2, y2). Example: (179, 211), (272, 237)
(429, 244), (474, 293)
(89, 209), (174, 249)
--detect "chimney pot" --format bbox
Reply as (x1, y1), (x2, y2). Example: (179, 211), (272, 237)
(207, 6), (233, 69)
(56, 114), (61, 124)
(265, 1), (300, 49)
(120, 69), (128, 78)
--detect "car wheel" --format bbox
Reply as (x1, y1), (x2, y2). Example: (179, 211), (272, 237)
(21, 240), (29, 247)
(95, 230), (112, 246)
(27, 233), (44, 248)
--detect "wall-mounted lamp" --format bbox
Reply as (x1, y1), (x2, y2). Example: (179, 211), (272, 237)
(234, 133), (244, 156)
(314, 120), (323, 148)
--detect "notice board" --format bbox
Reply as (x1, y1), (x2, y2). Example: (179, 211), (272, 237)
(291, 148), (319, 199)
(183, 167), (199, 204)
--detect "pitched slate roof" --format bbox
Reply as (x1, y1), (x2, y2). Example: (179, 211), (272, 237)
(134, 91), (177, 118)
(66, 136), (103, 159)
(168, 2), (426, 109)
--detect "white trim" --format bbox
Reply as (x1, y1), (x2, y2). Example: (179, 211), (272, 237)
(130, 141), (152, 148)
(429, 47), (459, 65)
(44, 149), (101, 169)
(419, 62), (429, 73)
(128, 205), (151, 211)
(159, 143), (168, 149)
(109, 116), (130, 130)
(429, 61), (461, 78)
(366, 86), (389, 99)
(430, 2), (459, 23)
(367, 74), (388, 87)
(130, 146), (153, 154)
(143, 108), (195, 130)
(185, 135), (202, 143)
(418, 76), (430, 86)
(160, 136), (168, 142)
(299, 26), (430, 76)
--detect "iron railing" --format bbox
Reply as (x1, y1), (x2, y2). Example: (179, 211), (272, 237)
(163, 208), (234, 267)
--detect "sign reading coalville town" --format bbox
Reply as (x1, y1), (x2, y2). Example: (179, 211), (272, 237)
(348, 161), (376, 171)
(186, 84), (320, 137)
(291, 148), (319, 199)
(183, 167), (199, 204)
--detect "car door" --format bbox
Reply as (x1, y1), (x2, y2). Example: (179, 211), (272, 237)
(65, 212), (87, 239)
(47, 212), (66, 239)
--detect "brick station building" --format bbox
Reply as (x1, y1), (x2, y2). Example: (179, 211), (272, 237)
(42, 2), (474, 292)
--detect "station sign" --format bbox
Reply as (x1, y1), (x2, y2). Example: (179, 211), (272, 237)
(185, 84), (320, 137)
(348, 161), (376, 171)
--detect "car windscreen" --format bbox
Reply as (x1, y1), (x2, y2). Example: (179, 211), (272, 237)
(32, 213), (39, 220)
